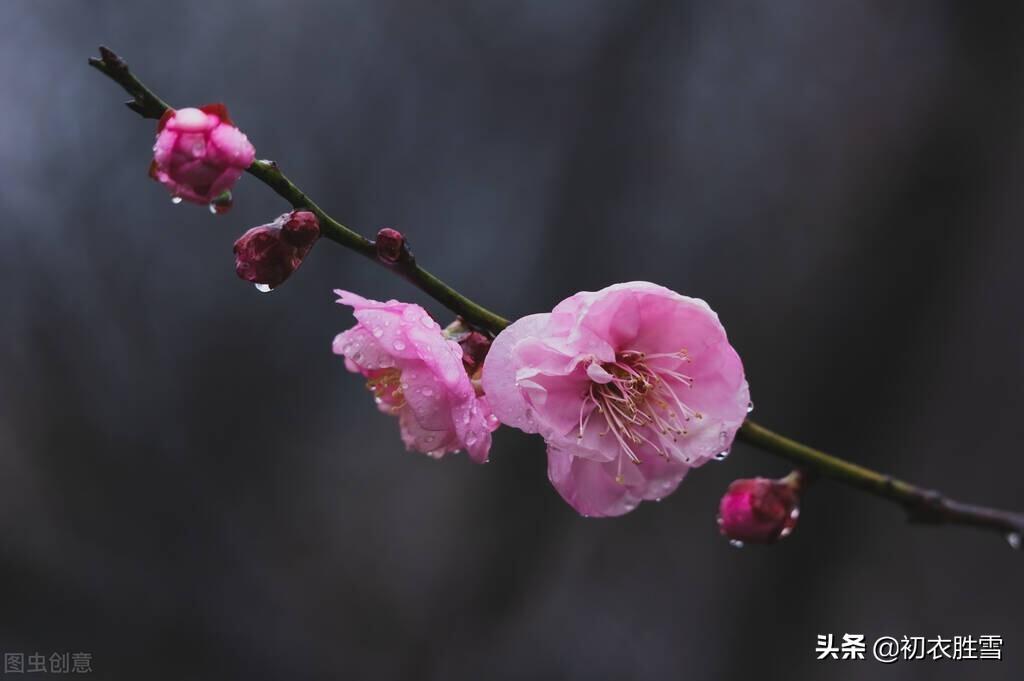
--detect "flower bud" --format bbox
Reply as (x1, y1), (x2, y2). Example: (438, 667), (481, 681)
(717, 473), (802, 545)
(233, 210), (320, 290)
(459, 331), (492, 376)
(375, 227), (407, 264)
(151, 104), (255, 206)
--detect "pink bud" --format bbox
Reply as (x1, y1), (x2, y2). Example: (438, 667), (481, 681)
(151, 104), (255, 206)
(233, 211), (320, 290)
(375, 227), (407, 264)
(717, 474), (802, 545)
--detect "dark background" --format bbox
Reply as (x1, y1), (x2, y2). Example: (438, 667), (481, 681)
(2, 1), (1022, 679)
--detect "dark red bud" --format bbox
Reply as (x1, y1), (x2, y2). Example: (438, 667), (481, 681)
(375, 227), (406, 264)
(717, 474), (802, 545)
(233, 211), (320, 290)
(281, 210), (320, 249)
(459, 331), (492, 375)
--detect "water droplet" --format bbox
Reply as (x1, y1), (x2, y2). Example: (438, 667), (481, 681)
(422, 387), (433, 397)
(208, 190), (233, 215)
(372, 328), (384, 338)
(729, 539), (745, 549)
(1007, 532), (1022, 550)
(746, 401), (754, 414)
(402, 308), (419, 321)
(393, 340), (406, 351)
(420, 317), (434, 328)
(713, 450), (730, 461)
(254, 283), (272, 293)
(171, 196), (183, 205)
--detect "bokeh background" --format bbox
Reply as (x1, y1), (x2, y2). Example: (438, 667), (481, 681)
(2, 1), (1023, 679)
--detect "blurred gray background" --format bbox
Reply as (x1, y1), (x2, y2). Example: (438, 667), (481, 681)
(1, 1), (1022, 679)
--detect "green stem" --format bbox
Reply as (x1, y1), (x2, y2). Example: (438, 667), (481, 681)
(90, 46), (1024, 542)
(737, 421), (1024, 537)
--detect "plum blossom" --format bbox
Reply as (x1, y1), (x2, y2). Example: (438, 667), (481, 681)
(717, 475), (801, 544)
(234, 210), (320, 290)
(151, 104), (255, 205)
(332, 291), (497, 462)
(482, 281), (750, 516)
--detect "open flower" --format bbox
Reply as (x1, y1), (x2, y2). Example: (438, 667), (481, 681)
(332, 291), (496, 462)
(482, 281), (750, 516)
(151, 104), (255, 205)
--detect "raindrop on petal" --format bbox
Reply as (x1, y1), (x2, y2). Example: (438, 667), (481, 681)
(254, 283), (272, 293)
(1007, 532), (1022, 550)
(171, 196), (183, 205)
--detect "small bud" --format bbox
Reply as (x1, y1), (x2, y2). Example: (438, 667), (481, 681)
(717, 473), (803, 545)
(375, 227), (407, 264)
(459, 331), (492, 376)
(151, 104), (255, 205)
(233, 210), (320, 290)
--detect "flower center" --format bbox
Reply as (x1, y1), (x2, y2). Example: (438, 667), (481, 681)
(366, 368), (405, 413)
(580, 349), (701, 468)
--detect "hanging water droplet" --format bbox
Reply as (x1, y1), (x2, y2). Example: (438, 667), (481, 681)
(254, 283), (272, 293)
(208, 190), (233, 215)
(1007, 532), (1022, 550)
(746, 401), (754, 414)
(728, 539), (744, 549)
(713, 450), (730, 461)
(171, 196), (183, 205)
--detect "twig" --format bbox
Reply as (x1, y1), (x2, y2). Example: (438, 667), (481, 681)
(89, 46), (1024, 544)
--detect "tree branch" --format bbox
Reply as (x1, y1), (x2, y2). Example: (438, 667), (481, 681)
(88, 46), (509, 334)
(89, 46), (1023, 545)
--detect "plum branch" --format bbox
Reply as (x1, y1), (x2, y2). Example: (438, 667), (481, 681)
(89, 46), (1024, 545)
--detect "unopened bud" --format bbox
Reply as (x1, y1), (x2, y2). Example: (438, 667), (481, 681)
(375, 227), (407, 264)
(233, 210), (320, 290)
(717, 473), (803, 545)
(459, 331), (492, 376)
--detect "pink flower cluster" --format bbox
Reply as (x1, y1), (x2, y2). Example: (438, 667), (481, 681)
(151, 104), (255, 205)
(334, 281), (750, 517)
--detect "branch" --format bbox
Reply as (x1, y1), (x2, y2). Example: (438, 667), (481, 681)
(88, 46), (509, 335)
(89, 46), (1023, 544)
(737, 421), (1024, 541)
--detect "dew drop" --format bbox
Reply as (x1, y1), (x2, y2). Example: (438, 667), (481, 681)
(422, 387), (433, 397)
(713, 450), (730, 461)
(171, 196), (183, 205)
(208, 191), (233, 215)
(1007, 532), (1022, 550)
(729, 539), (745, 549)
(254, 283), (272, 293)
(372, 328), (384, 338)
(746, 401), (755, 414)
(393, 340), (406, 351)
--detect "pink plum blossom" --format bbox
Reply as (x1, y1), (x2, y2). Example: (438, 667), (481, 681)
(717, 475), (801, 544)
(481, 281), (750, 516)
(151, 104), (255, 205)
(332, 291), (497, 462)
